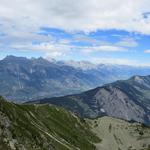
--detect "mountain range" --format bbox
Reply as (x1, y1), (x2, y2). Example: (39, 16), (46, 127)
(0, 55), (150, 149)
(1, 55), (150, 102)
(29, 75), (150, 126)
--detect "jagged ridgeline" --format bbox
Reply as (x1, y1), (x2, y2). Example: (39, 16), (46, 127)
(0, 96), (100, 150)
(1, 56), (150, 102)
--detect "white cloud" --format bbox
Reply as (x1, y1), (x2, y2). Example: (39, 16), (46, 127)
(0, 0), (150, 34)
(116, 38), (138, 47)
(91, 57), (139, 66)
(144, 49), (150, 53)
(45, 51), (64, 58)
(9, 42), (71, 58)
(0, 0), (149, 64)
(82, 45), (127, 53)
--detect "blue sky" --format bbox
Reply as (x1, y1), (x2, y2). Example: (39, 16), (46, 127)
(0, 0), (150, 66)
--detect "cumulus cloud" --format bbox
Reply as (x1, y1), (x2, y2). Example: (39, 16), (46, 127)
(0, 0), (149, 64)
(0, 0), (150, 34)
(5, 41), (71, 58)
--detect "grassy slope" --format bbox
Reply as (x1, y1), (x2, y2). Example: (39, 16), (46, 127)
(0, 96), (100, 150)
(1, 96), (150, 150)
(88, 117), (150, 150)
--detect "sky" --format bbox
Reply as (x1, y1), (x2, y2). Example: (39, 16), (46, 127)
(0, 0), (150, 65)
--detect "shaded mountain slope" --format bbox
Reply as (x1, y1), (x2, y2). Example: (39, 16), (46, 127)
(0, 96), (100, 150)
(29, 75), (150, 125)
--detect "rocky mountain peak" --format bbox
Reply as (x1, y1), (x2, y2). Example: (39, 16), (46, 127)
(3, 55), (28, 62)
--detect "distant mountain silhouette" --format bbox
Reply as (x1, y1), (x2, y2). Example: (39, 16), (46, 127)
(1, 55), (150, 102)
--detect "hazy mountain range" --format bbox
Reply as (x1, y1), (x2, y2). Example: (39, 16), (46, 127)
(29, 75), (150, 126)
(1, 55), (150, 102)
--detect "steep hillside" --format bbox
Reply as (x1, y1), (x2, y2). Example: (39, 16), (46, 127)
(1, 96), (150, 150)
(0, 96), (100, 150)
(29, 75), (150, 125)
(1, 55), (150, 102)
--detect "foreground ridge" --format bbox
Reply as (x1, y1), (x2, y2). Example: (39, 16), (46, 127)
(0, 96), (100, 150)
(0, 96), (150, 150)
